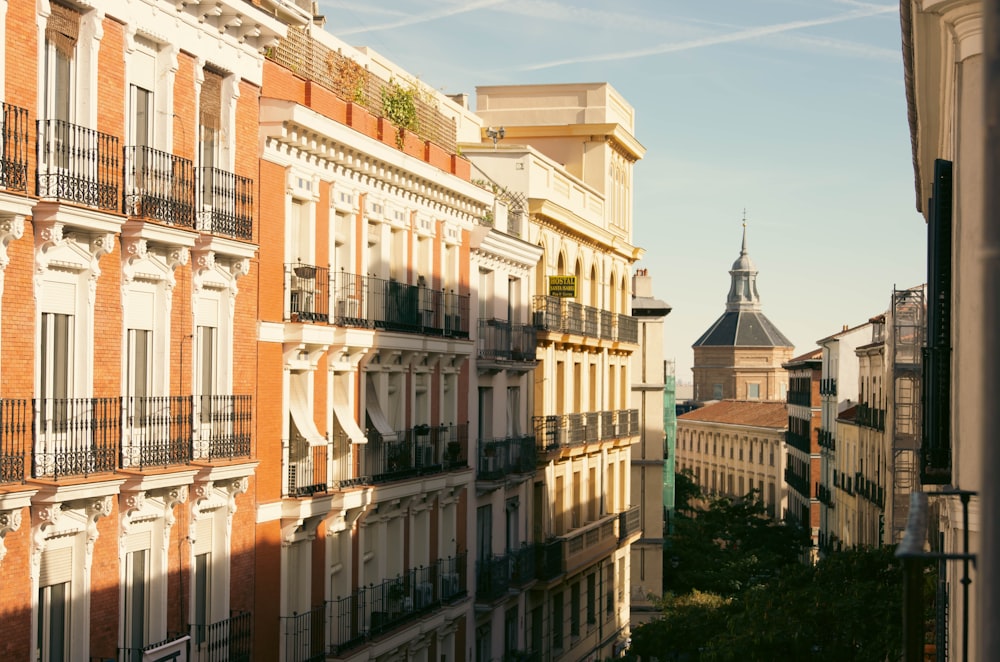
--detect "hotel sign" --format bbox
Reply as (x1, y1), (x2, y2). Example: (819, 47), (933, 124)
(548, 276), (577, 298)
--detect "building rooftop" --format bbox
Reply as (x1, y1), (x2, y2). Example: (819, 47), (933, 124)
(693, 224), (792, 349)
(677, 399), (788, 429)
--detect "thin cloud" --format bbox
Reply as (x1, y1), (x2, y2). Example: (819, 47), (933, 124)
(334, 0), (505, 36)
(518, 5), (898, 71)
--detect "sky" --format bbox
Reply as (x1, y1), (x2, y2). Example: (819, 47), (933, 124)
(318, 0), (926, 382)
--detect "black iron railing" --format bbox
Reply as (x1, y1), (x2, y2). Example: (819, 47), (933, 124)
(784, 466), (810, 499)
(33, 397), (119, 479)
(287, 434), (330, 497)
(118, 632), (190, 662)
(191, 610), (252, 662)
(288, 263), (330, 323)
(197, 166), (253, 240)
(193, 394), (252, 460)
(856, 403), (886, 431)
(532, 295), (637, 343)
(787, 390), (812, 407)
(786, 429), (811, 454)
(1, 102), (29, 192)
(618, 504), (641, 542)
(328, 553), (467, 655)
(535, 539), (563, 581)
(281, 604), (327, 662)
(478, 319), (539, 364)
(477, 435), (536, 480)
(365, 423), (466, 483)
(331, 271), (470, 337)
(121, 395), (193, 469)
(0, 398), (28, 484)
(616, 315), (638, 344)
(123, 146), (196, 227)
(37, 119), (120, 210)
(532, 409), (640, 453)
(476, 553), (512, 602)
(819, 378), (838, 396)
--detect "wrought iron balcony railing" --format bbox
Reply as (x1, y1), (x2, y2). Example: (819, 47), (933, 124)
(856, 403), (886, 431)
(37, 119), (120, 210)
(285, 430), (360, 497)
(33, 397), (119, 479)
(618, 504), (641, 542)
(785, 429), (811, 454)
(477, 435), (536, 480)
(0, 398), (28, 484)
(121, 395), (193, 469)
(532, 409), (640, 452)
(191, 610), (252, 662)
(1, 102), (29, 192)
(327, 553), (467, 655)
(287, 263), (330, 323)
(532, 295), (638, 343)
(787, 390), (812, 407)
(192, 394), (253, 461)
(534, 539), (563, 581)
(123, 146), (196, 227)
(364, 423), (466, 483)
(331, 271), (470, 337)
(197, 166), (253, 240)
(784, 466), (810, 499)
(478, 319), (538, 364)
(819, 378), (838, 396)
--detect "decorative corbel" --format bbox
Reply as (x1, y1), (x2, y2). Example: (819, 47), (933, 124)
(0, 508), (24, 564)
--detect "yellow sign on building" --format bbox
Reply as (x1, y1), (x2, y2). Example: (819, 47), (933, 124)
(549, 275), (577, 298)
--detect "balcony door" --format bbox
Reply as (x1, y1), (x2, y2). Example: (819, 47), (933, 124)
(40, 4), (78, 179)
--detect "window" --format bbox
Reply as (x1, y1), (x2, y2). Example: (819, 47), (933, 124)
(194, 552), (211, 642)
(587, 573), (596, 624)
(713, 383), (723, 400)
(37, 545), (72, 662)
(475, 623), (491, 662)
(37, 581), (70, 662)
(505, 606), (518, 655)
(40, 312), (73, 429)
(126, 328), (152, 423)
(748, 383), (760, 400)
(476, 505), (492, 562)
(196, 325), (217, 424)
(552, 591), (564, 650)
(570, 582), (580, 637)
(506, 386), (521, 438)
(478, 387), (493, 442)
(123, 549), (149, 661)
(505, 498), (519, 551)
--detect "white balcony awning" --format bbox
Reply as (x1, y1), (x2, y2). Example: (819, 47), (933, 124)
(365, 377), (398, 442)
(333, 376), (367, 445)
(289, 375), (327, 447)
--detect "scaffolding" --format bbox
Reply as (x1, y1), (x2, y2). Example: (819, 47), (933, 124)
(890, 286), (925, 543)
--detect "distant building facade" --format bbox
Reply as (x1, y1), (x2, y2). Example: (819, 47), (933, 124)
(628, 269), (671, 625)
(675, 400), (788, 518)
(783, 349), (822, 560)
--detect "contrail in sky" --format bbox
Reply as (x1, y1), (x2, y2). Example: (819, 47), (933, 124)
(334, 0), (505, 36)
(518, 5), (898, 71)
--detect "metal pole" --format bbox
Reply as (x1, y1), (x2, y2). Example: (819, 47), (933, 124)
(981, 1), (1000, 660)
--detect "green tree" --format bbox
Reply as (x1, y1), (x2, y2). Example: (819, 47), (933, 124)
(667, 490), (808, 596)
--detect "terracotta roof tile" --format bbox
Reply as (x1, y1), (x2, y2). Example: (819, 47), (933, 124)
(677, 399), (788, 428)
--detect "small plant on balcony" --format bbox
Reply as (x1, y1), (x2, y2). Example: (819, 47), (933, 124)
(381, 78), (419, 149)
(333, 56), (367, 105)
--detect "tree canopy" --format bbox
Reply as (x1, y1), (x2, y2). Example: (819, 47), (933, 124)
(632, 473), (904, 662)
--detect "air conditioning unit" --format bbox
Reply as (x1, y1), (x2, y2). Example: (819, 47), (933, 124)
(415, 581), (433, 608)
(441, 572), (459, 597)
(336, 298), (360, 320)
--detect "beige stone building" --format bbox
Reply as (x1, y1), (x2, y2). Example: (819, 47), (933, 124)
(675, 401), (788, 518)
(692, 227), (793, 402)
(902, 2), (985, 658)
(783, 349), (822, 560)
(629, 269), (671, 625)
(466, 82), (645, 661)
